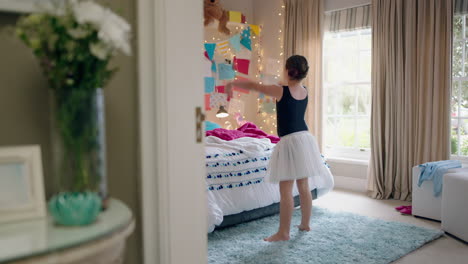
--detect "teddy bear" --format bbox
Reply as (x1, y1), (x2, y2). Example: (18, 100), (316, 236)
(204, 0), (231, 35)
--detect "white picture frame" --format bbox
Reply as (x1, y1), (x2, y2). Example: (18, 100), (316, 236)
(0, 0), (54, 13)
(0, 145), (46, 224)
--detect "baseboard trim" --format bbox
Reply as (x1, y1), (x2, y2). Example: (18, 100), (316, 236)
(334, 175), (367, 193)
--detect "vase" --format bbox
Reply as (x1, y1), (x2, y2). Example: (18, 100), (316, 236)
(49, 88), (107, 225)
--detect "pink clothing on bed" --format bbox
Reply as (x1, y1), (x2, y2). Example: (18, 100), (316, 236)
(206, 122), (280, 144)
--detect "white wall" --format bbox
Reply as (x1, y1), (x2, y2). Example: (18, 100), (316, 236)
(325, 0), (370, 12)
(327, 160), (368, 192)
(253, 0), (283, 72)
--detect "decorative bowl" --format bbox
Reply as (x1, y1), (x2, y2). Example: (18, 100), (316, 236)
(48, 192), (102, 226)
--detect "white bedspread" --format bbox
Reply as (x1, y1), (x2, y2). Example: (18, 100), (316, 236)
(205, 136), (332, 232)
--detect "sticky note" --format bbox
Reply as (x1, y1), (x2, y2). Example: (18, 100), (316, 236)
(229, 11), (242, 23)
(210, 93), (228, 109)
(233, 87), (250, 94)
(250, 24), (260, 36)
(261, 101), (276, 114)
(234, 57), (250, 75)
(232, 75), (250, 94)
(204, 43), (216, 60)
(240, 27), (252, 50)
(205, 94), (211, 110)
(218, 63), (236, 80)
(229, 34), (241, 52)
(204, 77), (215, 93)
(203, 58), (212, 77)
(216, 86), (225, 93)
(217, 40), (229, 57)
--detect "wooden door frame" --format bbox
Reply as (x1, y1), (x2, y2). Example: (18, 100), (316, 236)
(137, 0), (207, 263)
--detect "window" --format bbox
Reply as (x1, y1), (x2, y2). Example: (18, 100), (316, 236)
(452, 15), (468, 158)
(323, 29), (372, 160)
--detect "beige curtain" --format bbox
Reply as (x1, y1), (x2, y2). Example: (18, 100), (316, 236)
(368, 0), (452, 201)
(284, 0), (324, 148)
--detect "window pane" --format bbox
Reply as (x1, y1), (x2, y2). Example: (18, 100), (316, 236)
(452, 81), (460, 117)
(324, 56), (342, 83)
(358, 51), (371, 81)
(340, 51), (359, 82)
(323, 29), (371, 157)
(357, 118), (370, 148)
(465, 15), (468, 39)
(338, 85), (356, 115)
(461, 119), (468, 156)
(359, 32), (372, 50)
(455, 16), (463, 40)
(357, 85), (371, 115)
(324, 34), (340, 55)
(453, 41), (464, 78)
(326, 87), (340, 115)
(461, 81), (468, 117)
(451, 119), (459, 155)
(325, 117), (339, 147)
(337, 118), (356, 147)
(464, 41), (468, 77)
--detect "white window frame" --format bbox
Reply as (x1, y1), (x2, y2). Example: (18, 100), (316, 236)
(452, 14), (468, 162)
(322, 29), (372, 161)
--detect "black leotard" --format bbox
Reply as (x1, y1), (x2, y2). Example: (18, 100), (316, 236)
(276, 86), (308, 137)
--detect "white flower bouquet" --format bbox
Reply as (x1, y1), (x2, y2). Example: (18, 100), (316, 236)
(15, 0), (131, 194)
(16, 0), (131, 90)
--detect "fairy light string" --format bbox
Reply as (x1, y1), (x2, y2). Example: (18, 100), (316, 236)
(257, 3), (284, 135)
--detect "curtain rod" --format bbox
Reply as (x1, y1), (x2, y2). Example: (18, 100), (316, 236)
(324, 3), (371, 14)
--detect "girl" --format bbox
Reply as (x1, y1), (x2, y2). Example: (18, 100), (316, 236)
(225, 55), (333, 242)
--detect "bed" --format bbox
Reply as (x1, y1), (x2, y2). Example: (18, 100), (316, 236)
(205, 134), (333, 232)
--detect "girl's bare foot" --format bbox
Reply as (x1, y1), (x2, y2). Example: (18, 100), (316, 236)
(263, 232), (290, 242)
(296, 224), (311, 231)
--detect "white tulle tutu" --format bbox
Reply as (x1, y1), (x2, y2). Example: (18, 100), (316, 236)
(267, 131), (334, 196)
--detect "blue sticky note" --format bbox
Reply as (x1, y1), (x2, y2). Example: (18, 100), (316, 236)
(229, 34), (241, 52)
(240, 27), (251, 51)
(204, 77), (215, 93)
(218, 63), (235, 80)
(211, 61), (217, 73)
(204, 43), (216, 60)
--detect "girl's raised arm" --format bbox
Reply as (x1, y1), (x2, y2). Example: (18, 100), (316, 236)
(225, 80), (283, 100)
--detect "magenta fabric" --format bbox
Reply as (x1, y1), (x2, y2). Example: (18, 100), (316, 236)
(206, 122), (280, 144)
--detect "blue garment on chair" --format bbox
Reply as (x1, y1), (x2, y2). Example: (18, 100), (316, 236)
(418, 160), (462, 197)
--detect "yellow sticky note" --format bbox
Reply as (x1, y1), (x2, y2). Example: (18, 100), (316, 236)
(229, 11), (242, 23)
(250, 24), (260, 36)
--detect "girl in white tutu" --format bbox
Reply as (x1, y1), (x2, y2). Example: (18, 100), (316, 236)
(226, 55), (333, 242)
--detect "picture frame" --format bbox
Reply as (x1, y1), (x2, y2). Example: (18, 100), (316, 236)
(0, 0), (54, 13)
(0, 145), (46, 224)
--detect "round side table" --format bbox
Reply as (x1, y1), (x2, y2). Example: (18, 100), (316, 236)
(0, 199), (134, 264)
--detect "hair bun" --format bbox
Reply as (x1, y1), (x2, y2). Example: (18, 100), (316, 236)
(288, 69), (298, 79)
(285, 55), (309, 81)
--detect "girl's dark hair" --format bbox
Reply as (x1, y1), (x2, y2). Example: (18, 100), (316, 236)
(285, 55), (309, 81)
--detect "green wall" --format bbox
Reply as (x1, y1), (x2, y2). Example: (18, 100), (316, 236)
(0, 1), (142, 262)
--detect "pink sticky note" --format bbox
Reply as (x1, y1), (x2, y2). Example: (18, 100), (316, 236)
(233, 87), (250, 94)
(216, 86), (225, 93)
(234, 57), (250, 75)
(205, 94), (211, 110)
(233, 76), (250, 94)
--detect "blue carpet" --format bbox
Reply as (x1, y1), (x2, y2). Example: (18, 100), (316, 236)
(208, 207), (443, 264)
